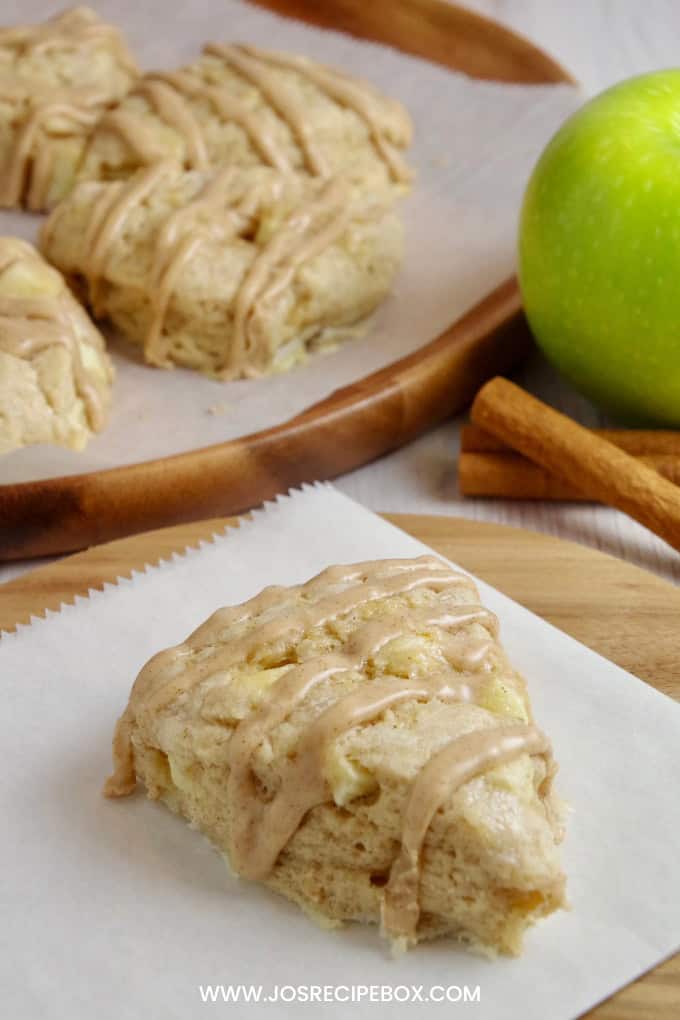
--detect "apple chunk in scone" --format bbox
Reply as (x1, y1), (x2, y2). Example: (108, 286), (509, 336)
(105, 555), (566, 956)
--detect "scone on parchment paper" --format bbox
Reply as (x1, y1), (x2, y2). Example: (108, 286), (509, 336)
(0, 237), (113, 454)
(104, 555), (566, 956)
(0, 6), (138, 210)
(41, 161), (404, 379)
(77, 43), (413, 195)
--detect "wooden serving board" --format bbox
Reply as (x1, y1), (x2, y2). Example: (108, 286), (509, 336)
(0, 0), (574, 563)
(1, 512), (678, 1019)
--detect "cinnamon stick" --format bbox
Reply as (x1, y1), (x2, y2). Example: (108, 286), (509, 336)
(462, 423), (680, 456)
(470, 377), (680, 552)
(459, 450), (680, 500)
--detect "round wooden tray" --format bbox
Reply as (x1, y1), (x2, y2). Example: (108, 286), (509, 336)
(1, 512), (678, 1016)
(0, 0), (575, 563)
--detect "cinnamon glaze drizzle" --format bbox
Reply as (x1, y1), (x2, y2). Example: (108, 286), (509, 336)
(106, 556), (553, 941)
(0, 94), (104, 210)
(0, 237), (108, 430)
(0, 7), (137, 71)
(0, 8), (138, 210)
(214, 44), (413, 183)
(93, 42), (412, 185)
(42, 162), (374, 377)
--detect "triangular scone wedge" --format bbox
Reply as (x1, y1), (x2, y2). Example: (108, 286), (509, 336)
(0, 237), (114, 453)
(0, 7), (138, 210)
(40, 163), (403, 379)
(105, 555), (566, 956)
(77, 43), (412, 197)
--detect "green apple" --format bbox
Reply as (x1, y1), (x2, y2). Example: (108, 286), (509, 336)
(519, 70), (680, 425)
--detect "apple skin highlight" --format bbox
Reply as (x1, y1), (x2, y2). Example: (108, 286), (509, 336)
(519, 69), (680, 426)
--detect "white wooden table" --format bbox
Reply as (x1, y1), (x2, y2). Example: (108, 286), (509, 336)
(339, 0), (680, 586)
(2, 0), (679, 586)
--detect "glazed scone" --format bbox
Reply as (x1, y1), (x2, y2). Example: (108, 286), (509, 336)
(0, 237), (113, 454)
(41, 161), (404, 379)
(77, 43), (413, 195)
(0, 6), (138, 210)
(104, 555), (566, 956)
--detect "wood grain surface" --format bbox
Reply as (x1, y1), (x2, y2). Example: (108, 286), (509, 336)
(0, 511), (678, 1019)
(251, 0), (575, 83)
(0, 0), (571, 562)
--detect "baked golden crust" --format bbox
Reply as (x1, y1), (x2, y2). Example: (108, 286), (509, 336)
(41, 162), (404, 379)
(105, 555), (566, 956)
(0, 236), (113, 454)
(0, 6), (138, 210)
(78, 43), (413, 195)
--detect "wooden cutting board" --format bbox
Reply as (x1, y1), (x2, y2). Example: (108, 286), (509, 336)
(1, 512), (678, 1019)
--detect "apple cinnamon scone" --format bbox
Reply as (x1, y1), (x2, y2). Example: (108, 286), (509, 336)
(40, 161), (404, 379)
(0, 237), (113, 454)
(104, 555), (566, 956)
(0, 6), (138, 210)
(76, 43), (413, 195)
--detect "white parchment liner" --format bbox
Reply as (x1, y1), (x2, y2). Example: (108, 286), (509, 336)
(1, 484), (679, 1019)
